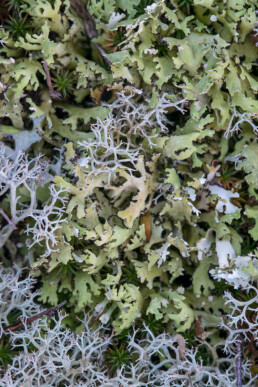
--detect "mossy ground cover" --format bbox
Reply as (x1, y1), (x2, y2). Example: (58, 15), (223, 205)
(0, 0), (257, 385)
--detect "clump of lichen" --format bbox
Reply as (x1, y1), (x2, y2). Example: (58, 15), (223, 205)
(0, 0), (257, 384)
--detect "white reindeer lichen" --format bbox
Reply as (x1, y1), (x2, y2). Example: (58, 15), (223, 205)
(0, 145), (68, 256)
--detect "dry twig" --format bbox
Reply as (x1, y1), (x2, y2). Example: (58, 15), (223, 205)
(0, 209), (17, 230)
(42, 61), (62, 100)
(4, 301), (67, 333)
(69, 0), (112, 66)
(89, 306), (105, 329)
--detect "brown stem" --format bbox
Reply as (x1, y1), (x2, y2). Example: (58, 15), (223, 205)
(69, 0), (112, 66)
(69, 0), (97, 38)
(89, 306), (105, 329)
(41, 61), (62, 100)
(0, 209), (17, 230)
(4, 301), (67, 333)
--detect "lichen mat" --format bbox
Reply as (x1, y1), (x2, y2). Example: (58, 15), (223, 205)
(0, 0), (257, 385)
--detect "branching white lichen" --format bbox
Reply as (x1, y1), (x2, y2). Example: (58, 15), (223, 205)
(0, 267), (40, 337)
(0, 145), (68, 255)
(77, 90), (186, 185)
(1, 267), (256, 386)
(222, 283), (257, 343)
(0, 145), (47, 247)
(224, 107), (258, 138)
(25, 184), (68, 257)
(126, 326), (256, 386)
(77, 114), (140, 186)
(1, 314), (113, 386)
(109, 90), (186, 138)
(211, 253), (258, 380)
(0, 267), (112, 384)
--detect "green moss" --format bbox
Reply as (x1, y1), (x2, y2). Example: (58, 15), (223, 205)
(177, 0), (193, 15)
(0, 340), (16, 370)
(105, 344), (132, 375)
(6, 15), (30, 38)
(6, 0), (25, 10)
(52, 69), (76, 99)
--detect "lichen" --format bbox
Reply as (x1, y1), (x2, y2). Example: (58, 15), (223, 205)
(0, 0), (257, 383)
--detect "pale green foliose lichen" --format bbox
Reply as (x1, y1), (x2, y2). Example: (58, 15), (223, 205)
(0, 0), (257, 384)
